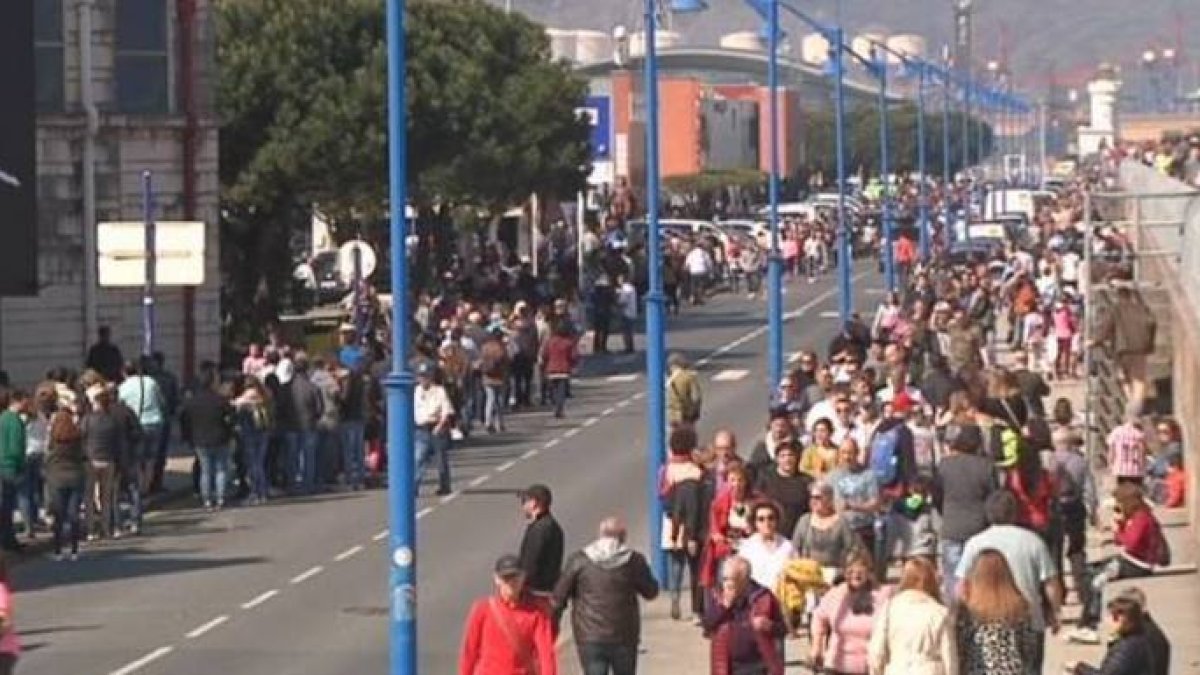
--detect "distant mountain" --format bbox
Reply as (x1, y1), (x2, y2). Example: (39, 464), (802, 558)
(489, 0), (1195, 94)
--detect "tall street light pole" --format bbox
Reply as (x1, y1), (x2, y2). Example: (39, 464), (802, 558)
(941, 63), (953, 245)
(384, 0), (416, 672)
(916, 67), (930, 261)
(766, 0), (783, 391)
(643, 0), (668, 584)
(873, 48), (895, 291)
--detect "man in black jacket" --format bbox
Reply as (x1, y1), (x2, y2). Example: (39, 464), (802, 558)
(180, 372), (234, 510)
(553, 517), (658, 675)
(518, 483), (564, 595)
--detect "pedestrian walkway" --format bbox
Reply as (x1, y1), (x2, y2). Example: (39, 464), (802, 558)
(575, 356), (1200, 675)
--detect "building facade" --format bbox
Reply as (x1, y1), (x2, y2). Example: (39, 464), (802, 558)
(1, 0), (220, 385)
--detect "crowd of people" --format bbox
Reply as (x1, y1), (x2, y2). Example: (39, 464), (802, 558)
(457, 174), (1190, 675)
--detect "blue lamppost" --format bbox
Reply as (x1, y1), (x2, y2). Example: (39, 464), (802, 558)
(867, 46), (895, 291)
(871, 42), (931, 263)
(765, 0), (783, 393)
(939, 62), (952, 251)
(384, 0), (416, 672)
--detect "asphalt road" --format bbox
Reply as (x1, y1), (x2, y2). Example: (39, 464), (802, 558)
(13, 266), (881, 675)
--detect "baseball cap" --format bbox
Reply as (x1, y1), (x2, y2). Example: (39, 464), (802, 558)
(494, 554), (523, 578)
(519, 483), (552, 508)
(892, 391), (915, 414)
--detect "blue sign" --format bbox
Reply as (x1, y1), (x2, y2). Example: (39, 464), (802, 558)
(579, 95), (611, 161)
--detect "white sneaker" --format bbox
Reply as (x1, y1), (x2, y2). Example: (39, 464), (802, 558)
(1068, 627), (1100, 644)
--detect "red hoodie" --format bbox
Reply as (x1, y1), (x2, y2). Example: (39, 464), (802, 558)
(1115, 506), (1164, 569)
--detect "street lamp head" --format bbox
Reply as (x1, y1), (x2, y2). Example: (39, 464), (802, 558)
(1142, 49), (1157, 64)
(1162, 48), (1176, 61)
(668, 0), (708, 13)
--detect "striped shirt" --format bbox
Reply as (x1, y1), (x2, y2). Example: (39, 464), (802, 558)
(1107, 423), (1147, 478)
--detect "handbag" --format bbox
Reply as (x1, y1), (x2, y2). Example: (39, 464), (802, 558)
(487, 598), (539, 675)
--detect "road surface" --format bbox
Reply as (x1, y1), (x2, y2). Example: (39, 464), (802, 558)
(14, 266), (880, 675)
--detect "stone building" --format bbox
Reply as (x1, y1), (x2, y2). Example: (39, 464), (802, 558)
(0, 0), (220, 385)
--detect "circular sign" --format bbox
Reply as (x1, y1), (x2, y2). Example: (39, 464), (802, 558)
(392, 546), (414, 568)
(338, 240), (377, 284)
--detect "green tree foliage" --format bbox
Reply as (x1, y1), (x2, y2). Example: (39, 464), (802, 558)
(217, 0), (591, 341)
(797, 103), (994, 179)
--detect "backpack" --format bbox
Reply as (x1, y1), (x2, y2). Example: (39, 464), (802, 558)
(869, 426), (902, 486)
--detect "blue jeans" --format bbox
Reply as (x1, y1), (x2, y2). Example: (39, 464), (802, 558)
(414, 427), (451, 494)
(577, 642), (638, 675)
(339, 421), (366, 489)
(49, 484), (83, 555)
(240, 429), (270, 500)
(941, 539), (966, 603)
(18, 453), (44, 534)
(286, 431), (318, 494)
(195, 445), (231, 504)
(484, 383), (506, 431)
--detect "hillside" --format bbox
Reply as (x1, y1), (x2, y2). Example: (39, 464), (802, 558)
(489, 0), (1194, 93)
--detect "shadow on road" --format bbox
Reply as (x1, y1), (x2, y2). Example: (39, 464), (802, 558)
(13, 550), (269, 593)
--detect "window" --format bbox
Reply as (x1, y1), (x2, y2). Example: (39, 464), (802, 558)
(35, 0), (64, 112)
(115, 0), (169, 114)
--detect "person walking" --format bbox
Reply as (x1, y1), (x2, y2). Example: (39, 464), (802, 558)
(666, 353), (703, 427)
(233, 377), (273, 504)
(811, 551), (890, 675)
(703, 556), (787, 675)
(790, 480), (861, 574)
(737, 501), (795, 595)
(518, 483), (565, 598)
(868, 557), (957, 675)
(956, 550), (1042, 675)
(479, 326), (511, 433)
(180, 371), (234, 511)
(0, 556), (19, 674)
(954, 490), (1063, 673)
(44, 392), (85, 561)
(541, 322), (578, 419)
(117, 358), (165, 529)
(553, 517), (659, 675)
(0, 392), (26, 552)
(459, 554), (558, 675)
(752, 442), (812, 538)
(932, 423), (997, 601)
(660, 426), (707, 622)
(19, 385), (52, 540)
(413, 361), (454, 496)
(81, 384), (121, 541)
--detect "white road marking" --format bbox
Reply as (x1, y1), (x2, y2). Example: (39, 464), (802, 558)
(241, 589), (279, 610)
(108, 646), (175, 675)
(606, 374), (638, 382)
(467, 474), (490, 488)
(290, 566), (324, 584)
(582, 417), (599, 427)
(373, 530), (389, 541)
(416, 507), (434, 519)
(438, 492), (460, 505)
(496, 460), (517, 473)
(521, 449), (539, 460)
(819, 310), (840, 318)
(616, 399), (632, 408)
(543, 438), (560, 449)
(601, 407), (616, 416)
(711, 368), (749, 382)
(865, 288), (887, 295)
(696, 357), (712, 367)
(185, 615), (229, 639)
(563, 428), (580, 438)
(632, 392), (646, 400)
(335, 545), (364, 561)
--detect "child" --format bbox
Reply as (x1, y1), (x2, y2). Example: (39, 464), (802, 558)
(1023, 307), (1049, 375)
(890, 475), (938, 564)
(615, 275), (638, 355)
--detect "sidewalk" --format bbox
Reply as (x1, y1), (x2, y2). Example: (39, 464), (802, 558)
(563, 370), (1200, 674)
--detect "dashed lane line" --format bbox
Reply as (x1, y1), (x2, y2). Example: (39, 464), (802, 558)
(467, 474), (491, 488)
(290, 566), (324, 585)
(416, 507), (434, 519)
(496, 460), (517, 473)
(334, 545), (364, 562)
(543, 438), (560, 449)
(582, 417), (599, 427)
(373, 530), (389, 541)
(521, 449), (539, 460)
(605, 374), (638, 383)
(241, 589), (279, 610)
(108, 646), (175, 675)
(711, 368), (750, 382)
(185, 615), (229, 639)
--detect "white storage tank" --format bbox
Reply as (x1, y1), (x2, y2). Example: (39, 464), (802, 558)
(720, 31), (764, 52)
(628, 29), (682, 57)
(886, 34), (927, 63)
(546, 28), (577, 63)
(800, 32), (830, 64)
(574, 30), (609, 64)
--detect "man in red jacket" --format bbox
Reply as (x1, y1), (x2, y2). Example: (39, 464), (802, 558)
(460, 554), (557, 675)
(1068, 483), (1166, 644)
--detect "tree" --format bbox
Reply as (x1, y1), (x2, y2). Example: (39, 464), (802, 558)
(217, 0), (591, 341)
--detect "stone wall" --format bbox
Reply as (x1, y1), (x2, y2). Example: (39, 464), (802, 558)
(0, 0), (220, 385)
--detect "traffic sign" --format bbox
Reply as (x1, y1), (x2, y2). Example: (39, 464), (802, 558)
(97, 221), (206, 287)
(338, 240), (377, 284)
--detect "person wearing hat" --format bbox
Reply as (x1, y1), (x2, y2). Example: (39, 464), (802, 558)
(518, 484), (565, 597)
(666, 353), (702, 427)
(459, 554), (558, 675)
(336, 324), (364, 372)
(869, 391), (918, 502)
(932, 423), (997, 602)
(413, 361), (454, 496)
